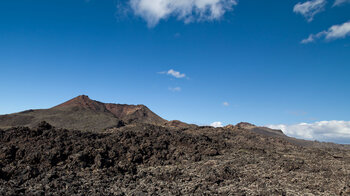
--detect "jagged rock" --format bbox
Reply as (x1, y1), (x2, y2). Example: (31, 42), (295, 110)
(0, 122), (349, 195)
(37, 121), (52, 131)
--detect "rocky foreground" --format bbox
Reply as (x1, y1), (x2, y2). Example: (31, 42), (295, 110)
(1, 122), (350, 195)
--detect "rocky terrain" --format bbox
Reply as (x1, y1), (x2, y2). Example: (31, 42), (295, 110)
(0, 96), (350, 195)
(0, 121), (349, 195)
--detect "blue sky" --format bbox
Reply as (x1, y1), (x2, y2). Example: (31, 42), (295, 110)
(1, 0), (350, 143)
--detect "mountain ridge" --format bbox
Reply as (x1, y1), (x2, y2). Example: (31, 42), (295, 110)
(0, 95), (303, 142)
(0, 95), (185, 131)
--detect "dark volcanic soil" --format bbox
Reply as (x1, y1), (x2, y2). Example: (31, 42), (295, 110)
(1, 122), (350, 195)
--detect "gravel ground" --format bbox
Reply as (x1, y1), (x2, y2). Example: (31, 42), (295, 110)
(1, 122), (349, 195)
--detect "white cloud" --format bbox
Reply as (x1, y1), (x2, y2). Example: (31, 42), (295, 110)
(167, 69), (186, 78)
(210, 121), (224, 127)
(301, 21), (350, 43)
(333, 0), (350, 6)
(293, 0), (326, 22)
(169, 87), (181, 92)
(223, 102), (229, 106)
(301, 34), (318, 44)
(128, 0), (238, 27)
(159, 69), (186, 78)
(267, 121), (350, 144)
(325, 21), (350, 39)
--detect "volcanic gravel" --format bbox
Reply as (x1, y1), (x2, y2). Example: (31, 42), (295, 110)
(1, 122), (350, 195)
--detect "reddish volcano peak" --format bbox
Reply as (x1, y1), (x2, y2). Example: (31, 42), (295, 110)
(53, 95), (106, 111)
(51, 95), (167, 125)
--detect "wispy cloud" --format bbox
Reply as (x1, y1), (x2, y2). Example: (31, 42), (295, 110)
(301, 33), (319, 44)
(267, 120), (350, 144)
(301, 21), (350, 43)
(210, 121), (223, 127)
(159, 69), (186, 78)
(126, 0), (238, 27)
(223, 102), (229, 106)
(169, 87), (181, 92)
(333, 0), (350, 6)
(293, 0), (326, 22)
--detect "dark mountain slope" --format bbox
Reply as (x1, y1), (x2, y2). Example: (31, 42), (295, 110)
(0, 95), (167, 131)
(0, 106), (122, 132)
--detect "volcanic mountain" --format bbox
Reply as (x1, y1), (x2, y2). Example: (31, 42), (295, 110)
(0, 95), (288, 136)
(0, 95), (305, 141)
(0, 95), (169, 131)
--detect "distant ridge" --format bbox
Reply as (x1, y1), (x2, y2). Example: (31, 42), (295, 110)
(0, 95), (288, 134)
(1, 95), (348, 150)
(0, 95), (170, 131)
